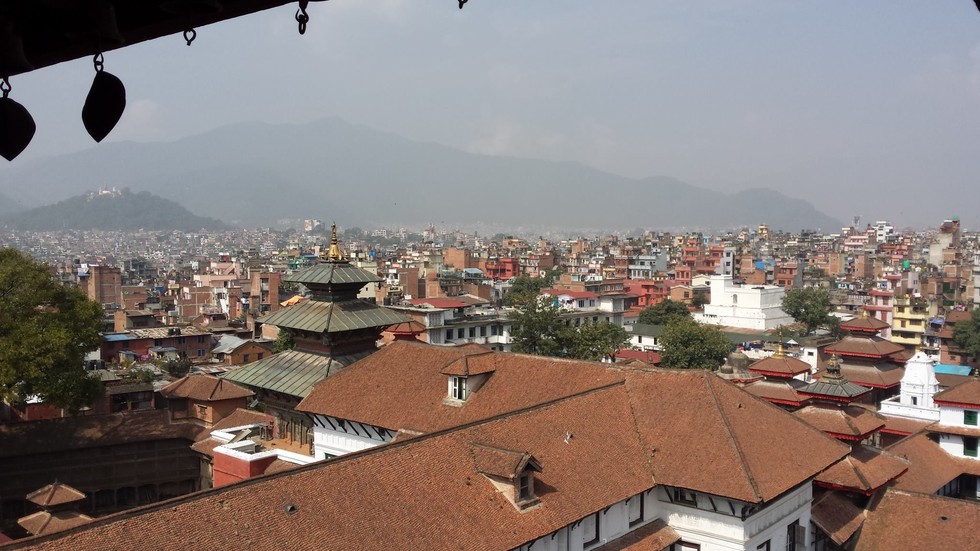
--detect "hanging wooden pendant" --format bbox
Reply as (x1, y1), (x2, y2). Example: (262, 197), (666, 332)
(82, 59), (126, 143)
(0, 85), (36, 161)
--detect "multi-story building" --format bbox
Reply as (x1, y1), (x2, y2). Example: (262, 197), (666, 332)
(694, 275), (794, 331)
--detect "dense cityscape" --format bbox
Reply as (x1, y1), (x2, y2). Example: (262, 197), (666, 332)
(1, 213), (980, 549)
(4, 2), (980, 550)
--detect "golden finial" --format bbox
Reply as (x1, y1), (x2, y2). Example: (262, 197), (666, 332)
(773, 326), (785, 358)
(326, 222), (344, 261)
(861, 309), (868, 319)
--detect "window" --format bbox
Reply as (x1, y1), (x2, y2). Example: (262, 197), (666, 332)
(965, 410), (978, 426)
(450, 376), (468, 401)
(627, 495), (644, 527)
(457, 328), (464, 339)
(673, 488), (697, 506)
(196, 404), (207, 416)
(468, 327), (476, 338)
(965, 437), (978, 458)
(243, 354), (250, 363)
(178, 337), (187, 344)
(154, 339), (164, 346)
(911, 396), (918, 406)
(446, 329), (452, 341)
(491, 325), (499, 336)
(756, 541), (770, 551)
(257, 353), (264, 360)
(480, 326), (486, 337)
(581, 512), (600, 547)
(578, 300), (585, 308)
(197, 349), (204, 357)
(786, 520), (805, 551)
(518, 472), (533, 501)
(197, 335), (205, 343)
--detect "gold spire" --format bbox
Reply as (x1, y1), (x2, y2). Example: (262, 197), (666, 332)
(326, 222), (344, 261)
(861, 309), (868, 319)
(773, 326), (785, 358)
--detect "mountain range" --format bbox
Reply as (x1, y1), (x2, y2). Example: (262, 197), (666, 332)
(0, 188), (227, 231)
(0, 118), (840, 232)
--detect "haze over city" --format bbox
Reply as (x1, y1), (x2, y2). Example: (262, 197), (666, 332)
(4, 2), (980, 228)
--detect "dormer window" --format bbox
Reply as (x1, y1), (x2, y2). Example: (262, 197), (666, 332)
(473, 445), (542, 511)
(518, 472), (533, 501)
(450, 376), (468, 401)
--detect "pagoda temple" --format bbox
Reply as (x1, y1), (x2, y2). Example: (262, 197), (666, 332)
(820, 311), (908, 404)
(222, 224), (410, 448)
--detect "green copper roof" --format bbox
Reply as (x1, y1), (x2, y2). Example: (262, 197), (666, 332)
(221, 349), (373, 398)
(285, 261), (380, 286)
(259, 300), (411, 334)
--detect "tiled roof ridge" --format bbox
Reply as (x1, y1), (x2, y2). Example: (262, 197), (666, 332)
(622, 377), (659, 489)
(704, 374), (763, 502)
(11, 380), (630, 548)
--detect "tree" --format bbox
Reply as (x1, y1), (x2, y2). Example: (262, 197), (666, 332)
(566, 321), (629, 361)
(273, 328), (296, 353)
(658, 317), (733, 371)
(638, 299), (691, 326)
(953, 309), (980, 363)
(781, 287), (834, 336)
(510, 300), (568, 356)
(504, 274), (556, 307)
(0, 248), (105, 413)
(510, 300), (628, 360)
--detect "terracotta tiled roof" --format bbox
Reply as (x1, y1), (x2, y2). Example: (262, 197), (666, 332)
(934, 378), (980, 407)
(825, 336), (905, 359)
(625, 370), (849, 503)
(9, 385), (654, 551)
(210, 408), (269, 431)
(7, 347), (852, 550)
(594, 519), (680, 551)
(742, 379), (810, 406)
(793, 405), (886, 440)
(25, 483), (86, 508)
(887, 433), (980, 494)
(839, 316), (891, 333)
(17, 511), (93, 536)
(810, 491), (866, 546)
(296, 341), (625, 433)
(833, 361), (904, 389)
(854, 490), (980, 551)
(814, 445), (910, 495)
(160, 374), (254, 402)
(747, 355), (811, 377)
(879, 416), (935, 436)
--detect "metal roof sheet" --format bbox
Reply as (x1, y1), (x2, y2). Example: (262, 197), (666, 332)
(285, 262), (380, 286)
(220, 349), (372, 398)
(259, 300), (410, 334)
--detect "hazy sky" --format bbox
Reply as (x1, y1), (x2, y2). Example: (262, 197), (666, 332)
(5, 1), (980, 228)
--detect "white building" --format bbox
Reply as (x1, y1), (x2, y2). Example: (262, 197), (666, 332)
(694, 275), (794, 331)
(879, 350), (942, 422)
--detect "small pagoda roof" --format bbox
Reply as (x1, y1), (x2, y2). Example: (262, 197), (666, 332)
(384, 320), (427, 335)
(798, 355), (872, 402)
(25, 482), (86, 508)
(793, 404), (886, 441)
(825, 336), (905, 359)
(747, 354), (811, 378)
(840, 314), (891, 333)
(742, 379), (810, 407)
(18, 510), (93, 536)
(814, 445), (910, 496)
(260, 300), (410, 334)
